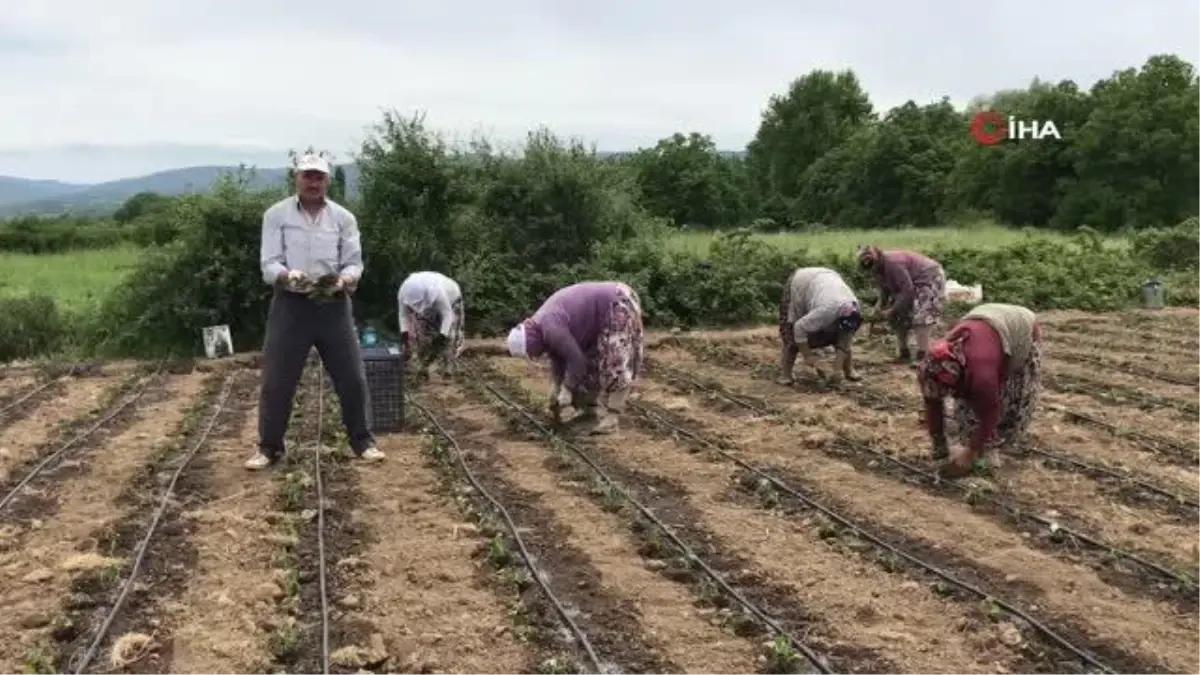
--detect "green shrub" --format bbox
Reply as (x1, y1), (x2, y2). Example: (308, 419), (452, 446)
(0, 293), (67, 362)
(1130, 216), (1199, 272)
(86, 173), (284, 357)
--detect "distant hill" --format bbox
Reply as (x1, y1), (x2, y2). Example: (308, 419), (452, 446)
(0, 148), (746, 218)
(0, 164), (361, 217)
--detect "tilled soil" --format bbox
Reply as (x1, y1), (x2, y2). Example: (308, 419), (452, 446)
(349, 386), (539, 674)
(659, 343), (1198, 588)
(724, 338), (1200, 523)
(0, 309), (1195, 675)
(0, 374), (113, 485)
(426, 378), (756, 674)
(641, 346), (1197, 674)
(154, 374), (284, 674)
(0, 370), (207, 672)
(484, 356), (1039, 674)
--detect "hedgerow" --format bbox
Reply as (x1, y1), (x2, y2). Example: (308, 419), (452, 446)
(1, 64), (1197, 362)
(0, 106), (1189, 363)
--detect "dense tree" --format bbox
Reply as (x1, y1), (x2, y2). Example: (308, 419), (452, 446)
(745, 69), (875, 218)
(629, 132), (750, 228)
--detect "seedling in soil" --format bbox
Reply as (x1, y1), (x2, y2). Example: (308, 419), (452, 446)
(270, 620), (302, 662)
(755, 480), (780, 509)
(507, 598), (531, 626)
(537, 655), (576, 674)
(500, 566), (534, 592)
(697, 578), (723, 606)
(878, 550), (903, 573)
(487, 535), (512, 567)
(814, 515), (839, 540)
(765, 635), (800, 673)
(592, 480), (624, 513)
(727, 609), (760, 638)
(636, 528), (667, 558)
(23, 643), (56, 674)
(980, 597), (1003, 621)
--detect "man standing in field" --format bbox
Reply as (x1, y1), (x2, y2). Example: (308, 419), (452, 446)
(246, 153), (383, 470)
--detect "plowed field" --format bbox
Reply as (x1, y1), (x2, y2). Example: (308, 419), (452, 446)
(0, 309), (1195, 674)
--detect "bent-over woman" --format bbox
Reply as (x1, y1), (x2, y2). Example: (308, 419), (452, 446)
(777, 267), (864, 384)
(398, 271), (465, 378)
(917, 303), (1043, 478)
(506, 281), (644, 435)
(857, 245), (946, 364)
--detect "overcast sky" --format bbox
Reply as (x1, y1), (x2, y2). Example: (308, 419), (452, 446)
(1, 0), (1196, 183)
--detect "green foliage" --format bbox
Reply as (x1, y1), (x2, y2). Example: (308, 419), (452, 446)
(2, 52), (1197, 363)
(1130, 216), (1200, 272)
(85, 172), (286, 357)
(0, 293), (66, 362)
(629, 132), (750, 228)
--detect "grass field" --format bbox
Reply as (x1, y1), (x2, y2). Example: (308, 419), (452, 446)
(0, 244), (141, 313)
(667, 222), (1129, 257)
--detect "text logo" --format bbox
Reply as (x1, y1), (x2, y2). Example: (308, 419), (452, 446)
(970, 111), (1061, 145)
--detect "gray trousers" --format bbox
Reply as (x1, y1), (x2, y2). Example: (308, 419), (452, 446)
(258, 288), (375, 458)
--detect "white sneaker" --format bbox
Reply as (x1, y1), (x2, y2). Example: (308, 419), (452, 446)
(359, 446), (386, 461)
(244, 452), (275, 470)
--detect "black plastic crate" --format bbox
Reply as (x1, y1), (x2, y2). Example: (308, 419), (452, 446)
(361, 344), (405, 432)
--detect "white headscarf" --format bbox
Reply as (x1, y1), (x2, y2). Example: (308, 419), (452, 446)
(506, 323), (528, 358)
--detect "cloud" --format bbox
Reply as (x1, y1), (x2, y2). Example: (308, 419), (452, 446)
(0, 0), (1196, 182)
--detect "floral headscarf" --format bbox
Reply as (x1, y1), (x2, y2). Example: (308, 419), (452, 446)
(857, 245), (883, 271)
(834, 301), (862, 333)
(918, 338), (967, 400)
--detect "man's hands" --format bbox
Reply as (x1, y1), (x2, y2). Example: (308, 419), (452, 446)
(276, 270), (356, 296)
(278, 269), (314, 293)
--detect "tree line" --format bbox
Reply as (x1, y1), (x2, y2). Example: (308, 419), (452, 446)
(624, 53), (1198, 233)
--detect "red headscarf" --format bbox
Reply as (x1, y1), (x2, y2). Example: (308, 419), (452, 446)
(918, 337), (967, 400)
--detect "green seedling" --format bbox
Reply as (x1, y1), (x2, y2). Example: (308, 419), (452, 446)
(537, 656), (575, 674)
(755, 480), (780, 509)
(766, 634), (800, 673)
(23, 644), (56, 675)
(270, 621), (303, 661)
(980, 597), (1003, 620)
(487, 535), (511, 567)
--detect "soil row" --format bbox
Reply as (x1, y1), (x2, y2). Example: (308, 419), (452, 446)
(474, 355), (1133, 673)
(624, 350), (1197, 672)
(668, 338), (1199, 548)
(0, 363), (222, 672)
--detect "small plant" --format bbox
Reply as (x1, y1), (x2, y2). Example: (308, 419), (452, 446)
(22, 643), (56, 675)
(487, 535), (512, 567)
(765, 635), (800, 673)
(980, 597), (1003, 620)
(270, 620), (303, 662)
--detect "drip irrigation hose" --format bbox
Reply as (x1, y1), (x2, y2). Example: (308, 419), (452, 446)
(0, 362), (168, 517)
(410, 396), (606, 674)
(476, 376), (832, 675)
(70, 372), (238, 673)
(631, 400), (1115, 674)
(652, 360), (1198, 591)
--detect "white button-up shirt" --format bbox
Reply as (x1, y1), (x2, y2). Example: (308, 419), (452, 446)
(259, 195), (364, 286)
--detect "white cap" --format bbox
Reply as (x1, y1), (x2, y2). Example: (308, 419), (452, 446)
(506, 323), (528, 358)
(295, 153), (330, 174)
